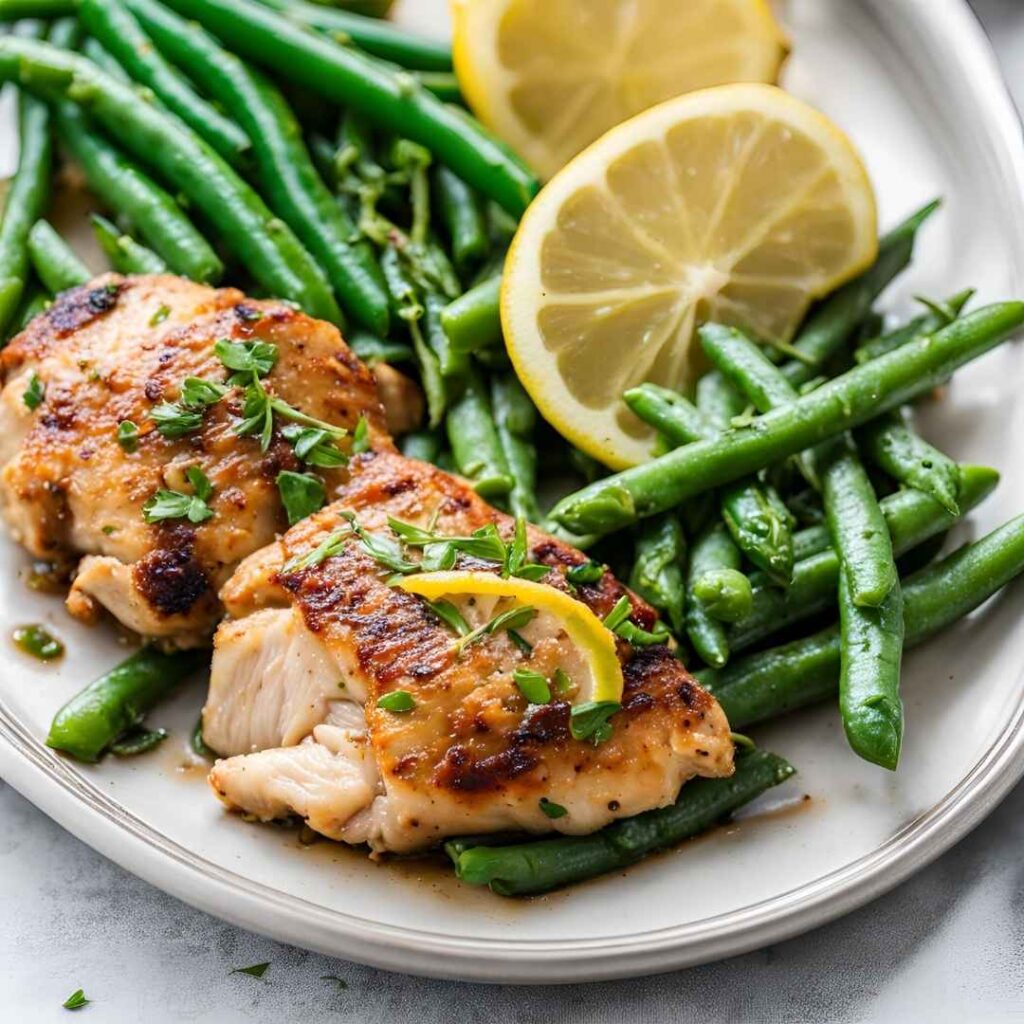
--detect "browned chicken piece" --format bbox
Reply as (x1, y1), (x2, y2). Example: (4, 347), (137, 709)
(0, 274), (393, 648)
(206, 449), (733, 854)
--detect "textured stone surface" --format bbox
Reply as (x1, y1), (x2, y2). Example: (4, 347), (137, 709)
(2, 2), (1024, 1021)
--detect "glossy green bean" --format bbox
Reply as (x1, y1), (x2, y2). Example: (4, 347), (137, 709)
(491, 373), (541, 522)
(159, 0), (539, 215)
(551, 304), (1024, 536)
(629, 514), (686, 633)
(254, 0), (452, 71)
(858, 410), (961, 515)
(446, 367), (513, 499)
(80, 0), (252, 170)
(128, 0), (390, 333)
(692, 568), (753, 624)
(0, 20), (51, 336)
(400, 428), (443, 464)
(27, 220), (89, 292)
(0, 37), (339, 320)
(440, 274), (502, 354)
(854, 288), (974, 363)
(685, 523), (740, 668)
(433, 165), (489, 274)
(47, 647), (206, 762)
(91, 214), (168, 275)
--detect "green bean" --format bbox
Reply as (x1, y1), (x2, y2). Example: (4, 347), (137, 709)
(440, 274), (502, 355)
(491, 373), (541, 522)
(446, 367), (513, 499)
(727, 464), (998, 652)
(701, 512), (1024, 730)
(858, 410), (961, 515)
(127, 0), (390, 334)
(159, 0), (539, 215)
(400, 428), (443, 464)
(0, 0), (73, 16)
(624, 383), (794, 583)
(27, 220), (89, 292)
(693, 568), (753, 624)
(422, 290), (469, 379)
(855, 289), (974, 363)
(0, 37), (340, 320)
(80, 0), (252, 170)
(8, 281), (49, 336)
(781, 200), (940, 385)
(629, 514), (686, 633)
(819, 438), (898, 606)
(347, 329), (413, 366)
(47, 647), (206, 762)
(696, 368), (747, 426)
(448, 748), (795, 896)
(0, 20), (51, 337)
(90, 214), (168, 275)
(685, 523), (741, 668)
(253, 0), (452, 72)
(80, 37), (131, 82)
(551, 303), (1024, 536)
(415, 71), (462, 104)
(433, 165), (489, 275)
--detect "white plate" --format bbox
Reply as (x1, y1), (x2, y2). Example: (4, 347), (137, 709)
(2, 0), (1024, 984)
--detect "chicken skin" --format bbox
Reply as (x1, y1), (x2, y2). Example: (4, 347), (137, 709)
(205, 450), (733, 854)
(0, 274), (391, 647)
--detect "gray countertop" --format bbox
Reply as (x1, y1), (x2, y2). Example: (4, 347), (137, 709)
(3, 2), (1024, 1021)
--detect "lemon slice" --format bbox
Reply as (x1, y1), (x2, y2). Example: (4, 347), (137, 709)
(397, 570), (623, 705)
(502, 83), (878, 468)
(451, 0), (789, 180)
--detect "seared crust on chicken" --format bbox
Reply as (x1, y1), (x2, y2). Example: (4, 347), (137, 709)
(206, 450), (732, 853)
(0, 274), (390, 647)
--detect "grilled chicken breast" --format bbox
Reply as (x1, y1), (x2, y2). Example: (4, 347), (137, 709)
(0, 274), (391, 647)
(206, 449), (733, 854)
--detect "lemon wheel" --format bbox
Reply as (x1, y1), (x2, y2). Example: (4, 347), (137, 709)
(501, 83), (878, 468)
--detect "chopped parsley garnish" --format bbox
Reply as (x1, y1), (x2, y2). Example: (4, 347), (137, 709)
(142, 466), (214, 524)
(150, 401), (204, 439)
(62, 988), (90, 1010)
(215, 337), (278, 378)
(180, 376), (228, 408)
(455, 604), (536, 654)
(504, 516), (548, 580)
(424, 598), (470, 636)
(566, 560), (604, 585)
(235, 378), (275, 450)
(602, 595), (671, 646)
(508, 629), (532, 655)
(351, 414), (370, 453)
(116, 419), (139, 453)
(23, 372), (44, 410)
(230, 962), (270, 978)
(281, 423), (347, 468)
(513, 668), (551, 705)
(552, 667), (573, 694)
(277, 471), (326, 525)
(282, 530), (347, 573)
(342, 511), (419, 574)
(570, 700), (620, 745)
(110, 726), (168, 756)
(377, 690), (416, 712)
(149, 303), (170, 326)
(539, 797), (567, 819)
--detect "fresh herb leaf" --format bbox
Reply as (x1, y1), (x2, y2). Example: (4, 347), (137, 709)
(110, 726), (168, 756)
(269, 395), (347, 437)
(342, 511), (419, 574)
(425, 598), (470, 636)
(62, 988), (89, 1010)
(420, 541), (457, 572)
(602, 595), (670, 646)
(277, 471), (325, 525)
(149, 303), (170, 326)
(538, 797), (567, 819)
(505, 516), (528, 577)
(116, 420), (139, 453)
(282, 530), (348, 573)
(513, 668), (551, 705)
(567, 561), (604, 585)
(23, 372), (44, 410)
(508, 629), (532, 655)
(514, 563), (550, 582)
(455, 604), (536, 654)
(281, 423), (347, 468)
(231, 962), (270, 978)
(387, 518), (507, 563)
(233, 378), (275, 450)
(215, 338), (278, 378)
(180, 376), (228, 408)
(150, 401), (203, 439)
(321, 974), (349, 991)
(602, 595), (633, 632)
(351, 414), (370, 453)
(570, 700), (620, 745)
(186, 465), (213, 502)
(377, 690), (415, 712)
(552, 668), (573, 694)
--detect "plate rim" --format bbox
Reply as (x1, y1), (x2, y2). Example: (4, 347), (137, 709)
(2, 0), (1024, 984)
